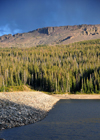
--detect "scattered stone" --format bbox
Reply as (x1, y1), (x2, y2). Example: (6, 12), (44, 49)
(0, 92), (59, 130)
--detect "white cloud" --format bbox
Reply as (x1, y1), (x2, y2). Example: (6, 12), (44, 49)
(0, 24), (12, 36)
(13, 29), (22, 34)
(0, 24), (22, 36)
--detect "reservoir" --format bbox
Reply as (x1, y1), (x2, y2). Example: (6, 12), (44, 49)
(0, 99), (100, 140)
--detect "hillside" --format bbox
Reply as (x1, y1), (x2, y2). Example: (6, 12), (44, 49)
(0, 39), (100, 93)
(1, 24), (100, 48)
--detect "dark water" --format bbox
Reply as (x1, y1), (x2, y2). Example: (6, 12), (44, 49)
(1, 99), (100, 140)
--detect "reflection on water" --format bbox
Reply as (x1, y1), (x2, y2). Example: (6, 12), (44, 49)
(0, 99), (100, 140)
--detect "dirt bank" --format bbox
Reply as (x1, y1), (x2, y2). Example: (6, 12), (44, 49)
(52, 93), (100, 99)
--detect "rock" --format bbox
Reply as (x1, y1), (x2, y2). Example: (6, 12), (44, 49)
(9, 106), (16, 110)
(0, 123), (2, 130)
(37, 27), (55, 35)
(0, 34), (12, 41)
(0, 92), (59, 130)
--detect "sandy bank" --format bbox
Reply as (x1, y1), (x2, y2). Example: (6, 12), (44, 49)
(52, 93), (100, 99)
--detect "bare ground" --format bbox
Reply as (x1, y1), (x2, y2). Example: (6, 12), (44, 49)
(0, 91), (59, 130)
(0, 91), (59, 112)
(52, 93), (100, 99)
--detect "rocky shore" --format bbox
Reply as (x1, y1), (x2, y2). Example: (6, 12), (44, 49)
(1, 92), (100, 131)
(0, 92), (59, 130)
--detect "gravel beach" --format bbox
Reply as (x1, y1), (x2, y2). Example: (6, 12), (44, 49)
(0, 92), (59, 130)
(0, 92), (100, 131)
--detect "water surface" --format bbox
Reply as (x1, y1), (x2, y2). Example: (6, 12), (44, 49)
(0, 99), (100, 140)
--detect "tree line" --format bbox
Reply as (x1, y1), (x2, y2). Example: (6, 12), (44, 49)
(0, 39), (100, 93)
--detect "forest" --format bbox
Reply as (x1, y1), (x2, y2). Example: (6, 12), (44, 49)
(0, 39), (100, 93)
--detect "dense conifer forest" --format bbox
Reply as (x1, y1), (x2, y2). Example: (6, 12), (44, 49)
(0, 39), (100, 93)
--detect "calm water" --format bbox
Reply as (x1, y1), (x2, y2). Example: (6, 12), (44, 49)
(0, 99), (100, 140)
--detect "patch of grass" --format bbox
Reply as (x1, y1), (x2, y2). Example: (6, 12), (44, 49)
(0, 85), (33, 92)
(50, 91), (68, 95)
(70, 91), (100, 95)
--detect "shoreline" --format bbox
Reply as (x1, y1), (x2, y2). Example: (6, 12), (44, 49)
(0, 92), (100, 131)
(52, 93), (100, 99)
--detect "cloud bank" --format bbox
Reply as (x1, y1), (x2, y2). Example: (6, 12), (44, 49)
(0, 24), (22, 36)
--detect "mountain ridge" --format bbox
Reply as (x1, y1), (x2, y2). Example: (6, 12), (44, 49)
(0, 24), (100, 48)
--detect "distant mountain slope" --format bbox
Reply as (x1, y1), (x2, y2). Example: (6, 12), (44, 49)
(0, 24), (100, 47)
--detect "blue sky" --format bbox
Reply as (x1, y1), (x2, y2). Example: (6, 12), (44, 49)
(0, 0), (100, 36)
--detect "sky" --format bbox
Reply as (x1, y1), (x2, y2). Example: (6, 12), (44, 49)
(0, 0), (100, 36)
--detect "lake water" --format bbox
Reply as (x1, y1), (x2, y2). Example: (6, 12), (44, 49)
(0, 99), (100, 140)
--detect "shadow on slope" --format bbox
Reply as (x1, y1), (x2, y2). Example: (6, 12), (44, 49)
(60, 36), (72, 43)
(0, 98), (47, 130)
